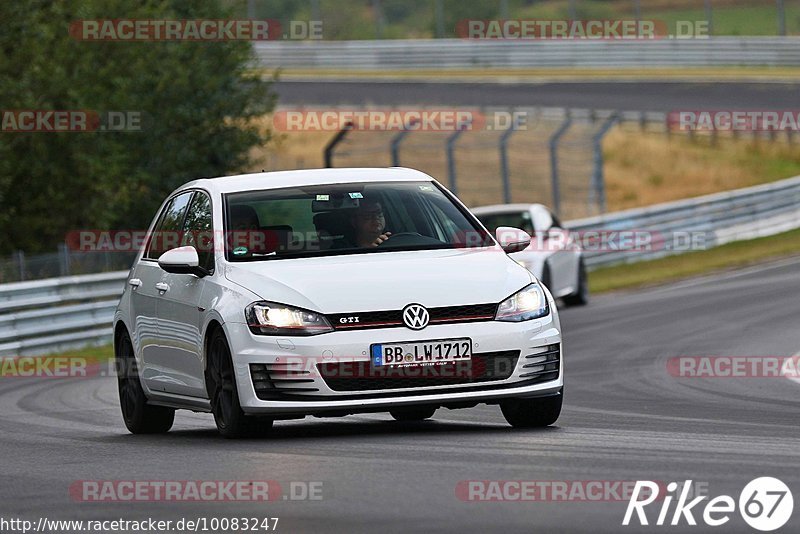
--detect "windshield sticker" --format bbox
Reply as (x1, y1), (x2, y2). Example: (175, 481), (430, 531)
(348, 192), (363, 199)
(232, 246), (248, 256)
(419, 185), (434, 192)
(316, 194), (329, 201)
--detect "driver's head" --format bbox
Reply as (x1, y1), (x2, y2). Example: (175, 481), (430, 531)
(230, 205), (260, 231)
(351, 199), (385, 238)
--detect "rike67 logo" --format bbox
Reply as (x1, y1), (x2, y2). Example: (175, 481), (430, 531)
(623, 478), (793, 531)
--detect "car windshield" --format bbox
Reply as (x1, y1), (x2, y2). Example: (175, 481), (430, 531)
(224, 180), (493, 261)
(476, 211), (534, 235)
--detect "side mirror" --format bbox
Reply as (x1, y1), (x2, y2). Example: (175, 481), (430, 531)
(158, 246), (207, 277)
(495, 226), (532, 254)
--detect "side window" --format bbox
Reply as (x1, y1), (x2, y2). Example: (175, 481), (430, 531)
(181, 192), (214, 272)
(145, 192), (193, 260)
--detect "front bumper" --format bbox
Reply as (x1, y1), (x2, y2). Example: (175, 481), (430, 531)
(225, 313), (563, 415)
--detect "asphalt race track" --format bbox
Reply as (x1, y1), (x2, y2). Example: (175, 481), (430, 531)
(1, 257), (799, 533)
(273, 80), (800, 112)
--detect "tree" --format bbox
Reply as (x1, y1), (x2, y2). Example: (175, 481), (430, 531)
(0, 0), (275, 253)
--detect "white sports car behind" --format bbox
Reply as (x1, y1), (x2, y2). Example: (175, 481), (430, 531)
(472, 203), (588, 306)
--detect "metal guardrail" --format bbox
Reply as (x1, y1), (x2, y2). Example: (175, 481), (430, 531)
(255, 37), (800, 70)
(0, 271), (126, 357)
(568, 175), (800, 268)
(1, 174), (799, 356)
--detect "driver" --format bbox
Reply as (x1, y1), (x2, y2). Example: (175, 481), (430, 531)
(335, 199), (392, 248)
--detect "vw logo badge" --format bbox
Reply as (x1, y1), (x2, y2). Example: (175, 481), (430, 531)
(402, 304), (430, 330)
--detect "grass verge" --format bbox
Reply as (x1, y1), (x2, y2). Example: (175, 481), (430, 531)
(57, 344), (114, 362)
(589, 227), (800, 293)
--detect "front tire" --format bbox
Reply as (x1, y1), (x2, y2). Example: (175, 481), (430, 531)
(500, 392), (562, 428)
(206, 329), (273, 439)
(116, 330), (175, 434)
(390, 406), (437, 422)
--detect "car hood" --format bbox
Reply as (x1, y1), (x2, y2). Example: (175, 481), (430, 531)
(223, 248), (532, 313)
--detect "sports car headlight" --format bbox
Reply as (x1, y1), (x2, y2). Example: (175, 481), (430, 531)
(246, 301), (333, 336)
(495, 283), (549, 322)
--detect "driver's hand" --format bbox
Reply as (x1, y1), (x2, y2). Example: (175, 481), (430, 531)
(371, 232), (392, 247)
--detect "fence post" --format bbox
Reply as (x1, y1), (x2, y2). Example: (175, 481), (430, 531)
(324, 121), (354, 168)
(446, 121), (471, 195)
(58, 242), (70, 276)
(434, 0), (445, 38)
(499, 0), (509, 19)
(499, 115), (523, 204)
(591, 113), (620, 214)
(372, 0), (384, 39)
(549, 113), (573, 216)
(15, 250), (25, 281)
(777, 0), (786, 36)
(390, 119), (418, 166)
(311, 0), (321, 22)
(704, 0), (713, 36)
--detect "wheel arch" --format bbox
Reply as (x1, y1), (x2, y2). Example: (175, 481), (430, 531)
(113, 320), (130, 356)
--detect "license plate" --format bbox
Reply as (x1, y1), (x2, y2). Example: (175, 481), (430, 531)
(371, 338), (472, 367)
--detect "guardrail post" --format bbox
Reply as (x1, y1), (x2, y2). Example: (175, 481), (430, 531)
(324, 121), (354, 168)
(549, 113), (572, 215)
(446, 120), (471, 195)
(390, 119), (418, 166)
(591, 113), (620, 214)
(499, 115), (523, 204)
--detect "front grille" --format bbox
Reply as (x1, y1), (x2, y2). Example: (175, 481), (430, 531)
(327, 303), (498, 331)
(250, 362), (319, 400)
(317, 350), (519, 392)
(519, 344), (560, 385)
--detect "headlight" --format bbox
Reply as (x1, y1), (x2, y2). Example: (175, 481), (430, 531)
(495, 283), (549, 322)
(246, 301), (333, 336)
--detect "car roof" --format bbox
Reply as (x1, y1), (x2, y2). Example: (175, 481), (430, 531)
(471, 203), (547, 215)
(172, 167), (435, 196)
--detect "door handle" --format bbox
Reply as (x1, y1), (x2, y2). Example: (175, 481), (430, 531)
(128, 278), (141, 288)
(155, 282), (170, 292)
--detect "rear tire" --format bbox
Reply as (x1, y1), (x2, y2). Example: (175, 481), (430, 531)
(563, 259), (589, 307)
(500, 392), (562, 428)
(206, 329), (273, 439)
(116, 330), (175, 434)
(390, 406), (436, 422)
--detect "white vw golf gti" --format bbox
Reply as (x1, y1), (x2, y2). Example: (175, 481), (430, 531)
(114, 168), (564, 438)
